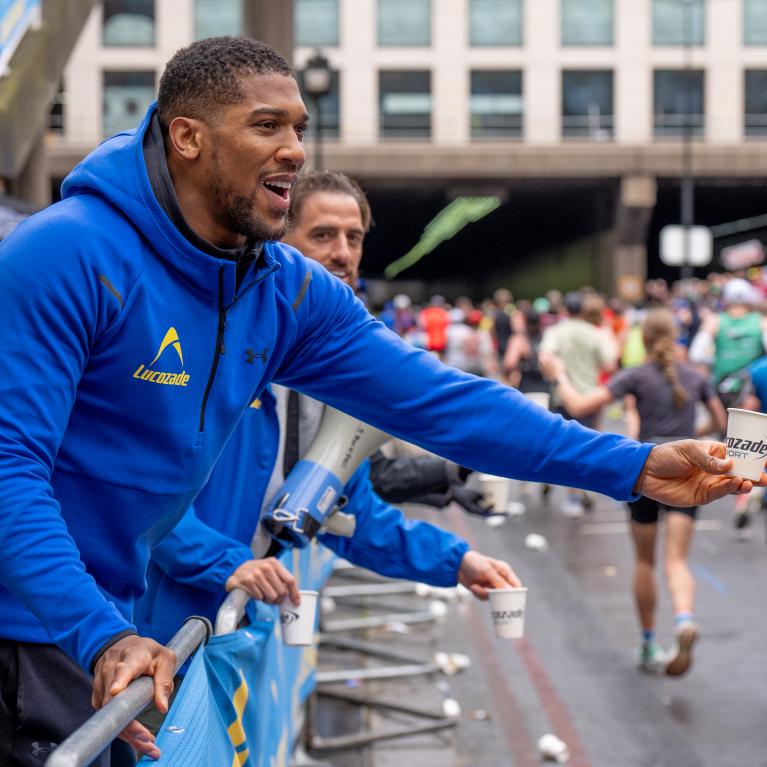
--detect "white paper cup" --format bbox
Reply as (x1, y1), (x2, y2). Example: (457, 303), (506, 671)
(726, 408), (767, 481)
(280, 590), (318, 646)
(488, 587), (527, 639)
(478, 474), (510, 513)
(524, 391), (551, 411)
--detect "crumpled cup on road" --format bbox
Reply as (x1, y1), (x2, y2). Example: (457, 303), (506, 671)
(537, 733), (570, 763)
(525, 533), (549, 552)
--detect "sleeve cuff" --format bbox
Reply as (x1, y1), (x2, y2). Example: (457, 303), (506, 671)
(89, 629), (139, 673)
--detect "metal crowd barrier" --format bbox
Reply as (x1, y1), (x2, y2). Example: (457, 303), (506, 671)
(214, 586), (250, 635)
(45, 616), (211, 767)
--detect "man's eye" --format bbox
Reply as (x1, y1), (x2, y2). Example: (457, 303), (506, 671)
(296, 124), (308, 139)
(257, 121), (276, 130)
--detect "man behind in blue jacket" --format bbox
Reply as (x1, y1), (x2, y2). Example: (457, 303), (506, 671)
(0, 37), (757, 764)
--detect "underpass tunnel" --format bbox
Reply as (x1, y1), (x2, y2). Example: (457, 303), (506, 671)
(361, 179), (620, 304)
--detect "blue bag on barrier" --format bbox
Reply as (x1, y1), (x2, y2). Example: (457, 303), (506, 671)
(139, 544), (335, 766)
(138, 615), (276, 767)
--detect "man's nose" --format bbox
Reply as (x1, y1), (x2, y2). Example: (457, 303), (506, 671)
(331, 237), (353, 264)
(276, 130), (306, 169)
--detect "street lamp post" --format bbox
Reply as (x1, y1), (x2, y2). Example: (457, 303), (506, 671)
(302, 50), (332, 171)
(680, 0), (695, 280)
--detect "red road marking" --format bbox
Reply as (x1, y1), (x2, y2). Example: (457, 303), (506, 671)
(463, 596), (540, 765)
(448, 507), (593, 767)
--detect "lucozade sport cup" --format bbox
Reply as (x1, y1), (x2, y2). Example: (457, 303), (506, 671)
(488, 587), (528, 639)
(725, 408), (767, 481)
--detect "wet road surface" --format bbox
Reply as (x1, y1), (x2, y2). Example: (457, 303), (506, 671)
(312, 482), (767, 767)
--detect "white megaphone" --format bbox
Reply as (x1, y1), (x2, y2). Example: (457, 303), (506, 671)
(262, 405), (390, 549)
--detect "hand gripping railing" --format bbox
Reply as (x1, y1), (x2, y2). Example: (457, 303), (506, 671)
(45, 617), (211, 767)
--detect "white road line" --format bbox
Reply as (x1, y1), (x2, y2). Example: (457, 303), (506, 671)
(579, 520), (722, 535)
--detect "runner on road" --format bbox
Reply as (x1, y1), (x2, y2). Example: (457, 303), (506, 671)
(541, 308), (727, 676)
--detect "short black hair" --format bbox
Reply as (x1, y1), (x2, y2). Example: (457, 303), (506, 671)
(564, 290), (583, 316)
(288, 171), (373, 233)
(157, 36), (294, 129)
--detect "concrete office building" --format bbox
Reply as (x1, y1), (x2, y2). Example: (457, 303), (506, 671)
(48, 0), (767, 298)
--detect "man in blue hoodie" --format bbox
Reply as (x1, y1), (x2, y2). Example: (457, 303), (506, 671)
(0, 37), (757, 764)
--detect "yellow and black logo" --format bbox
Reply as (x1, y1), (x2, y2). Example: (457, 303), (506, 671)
(133, 327), (190, 387)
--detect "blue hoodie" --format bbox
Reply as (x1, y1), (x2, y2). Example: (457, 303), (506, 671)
(135, 388), (470, 646)
(0, 103), (651, 672)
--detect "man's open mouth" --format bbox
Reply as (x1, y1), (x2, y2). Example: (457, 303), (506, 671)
(262, 180), (291, 200)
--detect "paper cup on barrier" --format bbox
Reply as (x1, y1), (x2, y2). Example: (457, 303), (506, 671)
(488, 587), (527, 639)
(280, 590), (318, 646)
(726, 408), (767, 481)
(524, 391), (551, 411)
(478, 474), (510, 513)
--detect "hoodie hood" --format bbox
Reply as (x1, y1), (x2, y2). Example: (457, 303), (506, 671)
(60, 102), (276, 304)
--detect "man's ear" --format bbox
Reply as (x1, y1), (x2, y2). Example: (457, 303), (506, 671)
(167, 116), (205, 161)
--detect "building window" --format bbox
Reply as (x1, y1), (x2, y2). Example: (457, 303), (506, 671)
(379, 70), (431, 138)
(653, 69), (704, 137)
(470, 70), (523, 138)
(744, 0), (767, 45)
(103, 71), (155, 138)
(652, 0), (705, 46)
(745, 70), (767, 136)
(469, 0), (522, 46)
(561, 0), (613, 46)
(48, 81), (65, 134)
(378, 0), (430, 46)
(102, 0), (155, 46)
(298, 70), (340, 139)
(194, 0), (242, 39)
(562, 70), (613, 139)
(296, 0), (339, 46)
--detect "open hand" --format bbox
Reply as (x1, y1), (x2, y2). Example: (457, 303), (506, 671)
(458, 551), (521, 600)
(92, 635), (177, 760)
(635, 440), (765, 507)
(225, 557), (300, 605)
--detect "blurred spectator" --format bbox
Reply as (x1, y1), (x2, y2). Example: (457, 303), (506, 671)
(539, 290), (618, 516)
(689, 277), (767, 408)
(491, 288), (515, 359)
(420, 295), (451, 358)
(445, 308), (496, 377)
(671, 296), (700, 357)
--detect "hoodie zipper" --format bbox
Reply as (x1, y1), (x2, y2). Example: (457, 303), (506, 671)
(198, 260), (280, 433)
(199, 268), (227, 432)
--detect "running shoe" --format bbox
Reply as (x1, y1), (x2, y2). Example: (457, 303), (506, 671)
(665, 621), (699, 677)
(734, 507), (752, 531)
(734, 491), (761, 531)
(637, 640), (667, 673)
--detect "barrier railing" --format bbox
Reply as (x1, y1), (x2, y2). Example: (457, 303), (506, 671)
(213, 587), (250, 636)
(45, 617), (210, 767)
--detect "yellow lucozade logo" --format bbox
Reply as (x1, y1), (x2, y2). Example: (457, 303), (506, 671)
(132, 327), (190, 386)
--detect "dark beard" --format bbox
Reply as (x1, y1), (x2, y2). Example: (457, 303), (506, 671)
(209, 152), (287, 243)
(224, 191), (287, 243)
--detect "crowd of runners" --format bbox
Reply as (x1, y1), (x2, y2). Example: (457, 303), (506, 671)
(374, 268), (767, 677)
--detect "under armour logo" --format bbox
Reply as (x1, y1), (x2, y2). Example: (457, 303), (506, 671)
(245, 347), (269, 364)
(31, 742), (57, 760)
